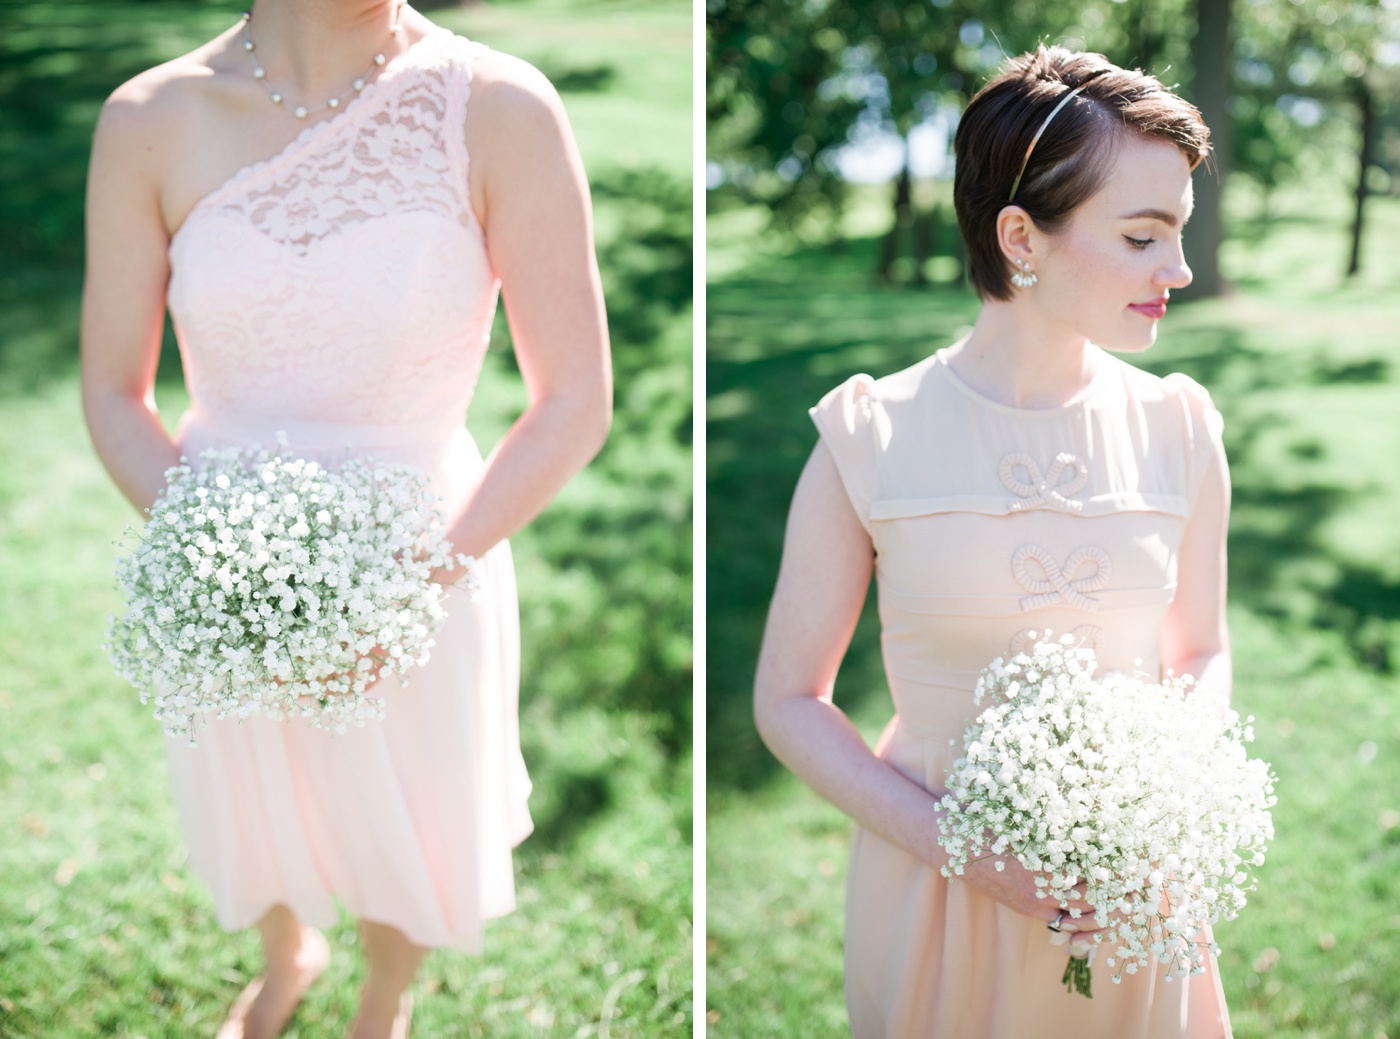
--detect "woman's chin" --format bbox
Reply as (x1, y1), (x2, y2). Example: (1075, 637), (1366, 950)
(1094, 324), (1159, 355)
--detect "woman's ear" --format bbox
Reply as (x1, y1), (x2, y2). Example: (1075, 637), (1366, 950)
(996, 205), (1037, 269)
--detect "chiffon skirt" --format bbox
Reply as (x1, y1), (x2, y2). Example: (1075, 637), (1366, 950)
(163, 409), (533, 951)
(844, 717), (1231, 1039)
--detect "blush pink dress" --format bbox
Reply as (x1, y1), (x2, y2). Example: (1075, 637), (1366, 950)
(162, 26), (532, 951)
(810, 348), (1232, 1038)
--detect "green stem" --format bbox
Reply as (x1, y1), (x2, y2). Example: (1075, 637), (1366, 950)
(1062, 955), (1093, 998)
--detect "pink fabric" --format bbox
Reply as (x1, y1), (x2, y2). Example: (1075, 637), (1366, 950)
(162, 28), (532, 951)
(812, 349), (1232, 1038)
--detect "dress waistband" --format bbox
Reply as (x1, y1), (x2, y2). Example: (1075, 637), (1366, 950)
(176, 408), (468, 452)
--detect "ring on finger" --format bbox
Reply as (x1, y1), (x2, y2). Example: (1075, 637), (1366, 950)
(1046, 909), (1067, 933)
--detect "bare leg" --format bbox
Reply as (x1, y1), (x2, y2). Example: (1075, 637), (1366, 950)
(346, 919), (427, 1039)
(217, 905), (330, 1039)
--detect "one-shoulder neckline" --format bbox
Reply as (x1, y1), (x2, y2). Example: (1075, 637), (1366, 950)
(932, 346), (1117, 417)
(168, 25), (461, 252)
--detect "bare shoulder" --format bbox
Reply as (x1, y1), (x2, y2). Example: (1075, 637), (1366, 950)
(460, 47), (583, 223)
(98, 42), (221, 144)
(465, 48), (571, 138)
(92, 44), (222, 188)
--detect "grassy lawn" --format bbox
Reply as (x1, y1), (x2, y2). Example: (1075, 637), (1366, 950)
(0, 1), (692, 1037)
(706, 180), (1400, 1039)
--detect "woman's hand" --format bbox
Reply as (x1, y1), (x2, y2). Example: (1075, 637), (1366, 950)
(959, 855), (1113, 942)
(426, 555), (479, 591)
(349, 644), (389, 687)
(270, 644), (389, 697)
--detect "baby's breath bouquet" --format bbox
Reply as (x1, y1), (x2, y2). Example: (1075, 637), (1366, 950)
(108, 441), (476, 744)
(938, 632), (1275, 997)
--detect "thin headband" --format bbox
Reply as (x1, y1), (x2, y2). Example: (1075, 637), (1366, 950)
(1007, 83), (1088, 202)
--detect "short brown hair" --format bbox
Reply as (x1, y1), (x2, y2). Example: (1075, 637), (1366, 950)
(953, 46), (1211, 301)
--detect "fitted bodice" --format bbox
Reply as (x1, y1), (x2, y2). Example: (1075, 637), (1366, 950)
(812, 349), (1223, 771)
(166, 28), (496, 435)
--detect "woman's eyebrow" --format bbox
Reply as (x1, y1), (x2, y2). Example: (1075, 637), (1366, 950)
(1118, 208), (1183, 227)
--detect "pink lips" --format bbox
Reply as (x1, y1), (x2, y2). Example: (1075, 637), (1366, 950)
(1128, 297), (1168, 320)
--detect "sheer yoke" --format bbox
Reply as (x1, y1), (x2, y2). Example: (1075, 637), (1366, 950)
(162, 28), (532, 951)
(812, 350), (1232, 1038)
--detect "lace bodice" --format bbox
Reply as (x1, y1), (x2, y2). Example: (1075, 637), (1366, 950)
(167, 28), (496, 430)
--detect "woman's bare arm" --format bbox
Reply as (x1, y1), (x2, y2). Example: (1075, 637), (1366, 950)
(444, 53), (612, 560)
(1160, 436), (1232, 697)
(81, 75), (183, 513)
(755, 443), (1072, 924)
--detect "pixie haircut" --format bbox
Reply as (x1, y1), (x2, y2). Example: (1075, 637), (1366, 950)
(954, 46), (1211, 301)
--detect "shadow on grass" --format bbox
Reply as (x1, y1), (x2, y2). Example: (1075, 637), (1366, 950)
(1313, 358), (1390, 385)
(708, 229), (1400, 793)
(530, 766), (614, 850)
(549, 64), (617, 92)
(1148, 339), (1400, 674)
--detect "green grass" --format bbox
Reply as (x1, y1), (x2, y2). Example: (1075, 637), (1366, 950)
(706, 180), (1400, 1038)
(0, 1), (692, 1036)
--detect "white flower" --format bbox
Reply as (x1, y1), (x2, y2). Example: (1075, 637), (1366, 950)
(107, 441), (460, 744)
(938, 632), (1276, 990)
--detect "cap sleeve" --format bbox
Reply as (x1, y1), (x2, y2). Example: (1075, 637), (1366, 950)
(1163, 372), (1224, 508)
(809, 374), (881, 534)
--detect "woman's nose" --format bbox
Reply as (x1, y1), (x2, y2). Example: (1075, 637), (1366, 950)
(1156, 240), (1192, 289)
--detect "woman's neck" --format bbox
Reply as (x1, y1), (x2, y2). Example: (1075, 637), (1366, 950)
(945, 299), (1100, 410)
(242, 0), (409, 94)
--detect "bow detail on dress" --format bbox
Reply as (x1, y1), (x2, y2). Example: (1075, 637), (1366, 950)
(1012, 544), (1111, 612)
(1000, 452), (1089, 512)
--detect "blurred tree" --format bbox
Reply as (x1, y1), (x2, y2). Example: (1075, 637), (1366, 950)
(1317, 0), (1400, 278)
(710, 0), (1400, 288)
(707, 1), (865, 233)
(709, 0), (1227, 285)
(1183, 0), (1231, 300)
(1226, 0), (1399, 276)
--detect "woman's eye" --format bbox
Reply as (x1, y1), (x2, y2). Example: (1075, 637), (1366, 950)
(1124, 235), (1156, 250)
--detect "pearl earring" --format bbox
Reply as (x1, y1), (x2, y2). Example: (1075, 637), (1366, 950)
(1010, 257), (1038, 289)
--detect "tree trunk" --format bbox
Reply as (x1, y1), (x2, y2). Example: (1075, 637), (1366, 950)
(1181, 0), (1230, 300)
(1132, 0), (1163, 72)
(913, 210), (933, 286)
(1347, 77), (1374, 278)
(878, 138), (914, 283)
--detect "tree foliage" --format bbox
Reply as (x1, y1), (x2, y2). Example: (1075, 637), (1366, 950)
(708, 0), (1197, 227)
(708, 0), (1400, 283)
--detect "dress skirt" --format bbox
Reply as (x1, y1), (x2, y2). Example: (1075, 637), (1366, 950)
(163, 409), (533, 951)
(843, 717), (1231, 1039)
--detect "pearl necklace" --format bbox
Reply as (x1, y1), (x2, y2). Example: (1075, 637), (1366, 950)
(240, 1), (407, 120)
